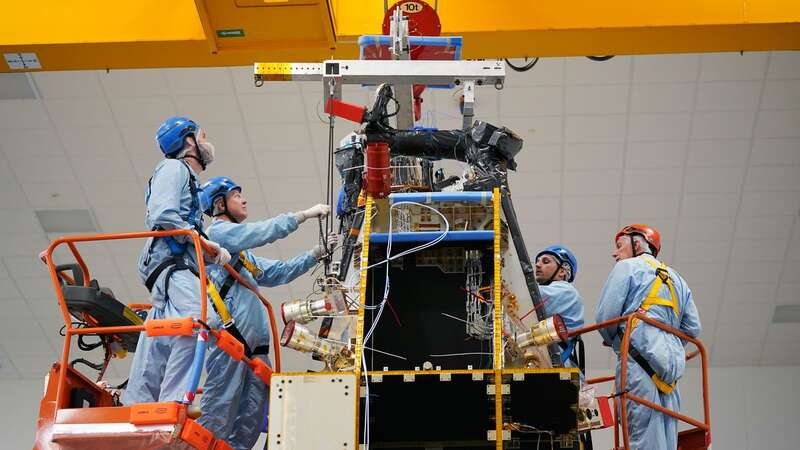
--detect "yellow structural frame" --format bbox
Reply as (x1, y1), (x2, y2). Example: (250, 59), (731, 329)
(2, 0), (799, 72)
(353, 194), (373, 446)
(492, 187), (504, 449)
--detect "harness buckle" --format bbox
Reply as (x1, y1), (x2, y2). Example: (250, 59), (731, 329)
(654, 267), (670, 282)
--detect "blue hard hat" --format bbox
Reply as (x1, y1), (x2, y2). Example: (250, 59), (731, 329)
(199, 176), (241, 216)
(156, 116), (199, 157)
(535, 245), (578, 283)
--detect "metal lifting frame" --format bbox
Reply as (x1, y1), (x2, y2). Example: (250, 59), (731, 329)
(253, 58), (505, 85)
(254, 60), (504, 96)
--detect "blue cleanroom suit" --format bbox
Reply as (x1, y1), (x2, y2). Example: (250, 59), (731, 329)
(540, 281), (585, 367)
(595, 254), (701, 450)
(123, 159), (208, 404)
(198, 214), (316, 450)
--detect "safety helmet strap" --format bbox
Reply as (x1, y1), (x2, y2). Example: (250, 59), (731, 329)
(212, 190), (240, 224)
(539, 251), (566, 285)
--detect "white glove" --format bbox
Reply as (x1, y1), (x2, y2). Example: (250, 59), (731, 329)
(204, 239), (231, 266)
(311, 233), (339, 259)
(38, 249), (48, 264)
(294, 204), (331, 224)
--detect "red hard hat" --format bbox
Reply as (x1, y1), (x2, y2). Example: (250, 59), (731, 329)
(615, 224), (661, 257)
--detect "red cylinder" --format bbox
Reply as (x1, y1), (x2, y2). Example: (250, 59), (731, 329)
(365, 142), (391, 198)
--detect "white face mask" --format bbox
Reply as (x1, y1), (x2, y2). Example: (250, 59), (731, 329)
(197, 139), (215, 166)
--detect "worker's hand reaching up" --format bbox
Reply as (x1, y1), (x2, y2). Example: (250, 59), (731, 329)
(294, 204), (331, 224)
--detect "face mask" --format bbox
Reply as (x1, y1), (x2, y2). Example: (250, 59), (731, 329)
(197, 139), (215, 166)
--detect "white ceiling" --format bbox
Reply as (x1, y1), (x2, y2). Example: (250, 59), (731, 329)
(0, 51), (799, 379)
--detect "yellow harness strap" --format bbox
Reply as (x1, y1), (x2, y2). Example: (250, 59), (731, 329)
(206, 251), (261, 327)
(631, 255), (680, 394)
(207, 280), (233, 325)
(238, 251), (262, 279)
(651, 374), (677, 394)
(633, 256), (679, 327)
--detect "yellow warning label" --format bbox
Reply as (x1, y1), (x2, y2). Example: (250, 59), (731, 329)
(254, 63), (293, 79)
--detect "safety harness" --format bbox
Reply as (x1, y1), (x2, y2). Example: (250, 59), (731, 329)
(142, 160), (269, 358)
(628, 256), (680, 394)
(143, 160), (205, 294)
(206, 251), (268, 359)
(559, 336), (585, 374)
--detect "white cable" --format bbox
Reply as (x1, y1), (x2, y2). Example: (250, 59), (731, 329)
(351, 201), (449, 311)
(429, 352), (493, 358)
(362, 202), (449, 334)
(360, 200), (449, 449)
(363, 201), (450, 270)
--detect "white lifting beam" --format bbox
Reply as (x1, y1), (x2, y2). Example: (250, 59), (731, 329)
(253, 59), (505, 89)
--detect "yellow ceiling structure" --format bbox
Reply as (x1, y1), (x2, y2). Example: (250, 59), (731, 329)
(1, 0), (799, 72)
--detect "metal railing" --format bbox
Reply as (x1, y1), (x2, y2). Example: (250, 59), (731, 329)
(570, 313), (711, 449)
(43, 229), (282, 408)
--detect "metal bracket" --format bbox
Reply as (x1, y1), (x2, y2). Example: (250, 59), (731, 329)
(472, 372), (484, 381)
(439, 373), (451, 381)
(371, 374), (383, 383)
(559, 372), (572, 381)
(512, 372), (525, 381)
(487, 430), (511, 441)
(486, 384), (510, 395)
(403, 373), (415, 382)
(462, 80), (475, 129)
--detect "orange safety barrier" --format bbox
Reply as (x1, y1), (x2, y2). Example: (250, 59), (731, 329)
(36, 228), (284, 450)
(145, 317), (196, 337)
(212, 438), (235, 450)
(568, 313), (711, 450)
(41, 229), (284, 412)
(180, 419), (214, 449)
(213, 329), (245, 362)
(248, 358), (273, 385)
(224, 265), (282, 372)
(43, 229), (212, 410)
(129, 402), (180, 425)
(127, 303), (153, 311)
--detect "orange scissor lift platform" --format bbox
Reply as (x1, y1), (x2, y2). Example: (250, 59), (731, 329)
(33, 230), (282, 450)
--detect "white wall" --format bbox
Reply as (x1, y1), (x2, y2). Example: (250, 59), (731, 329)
(3, 366), (800, 449)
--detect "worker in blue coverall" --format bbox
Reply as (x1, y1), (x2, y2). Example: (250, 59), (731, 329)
(595, 224), (701, 450)
(534, 245), (585, 369)
(123, 117), (232, 405)
(197, 176), (336, 450)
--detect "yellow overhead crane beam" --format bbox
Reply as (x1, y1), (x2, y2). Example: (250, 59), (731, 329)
(1, 0), (799, 72)
(0, 0), (340, 72)
(336, 0), (800, 57)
